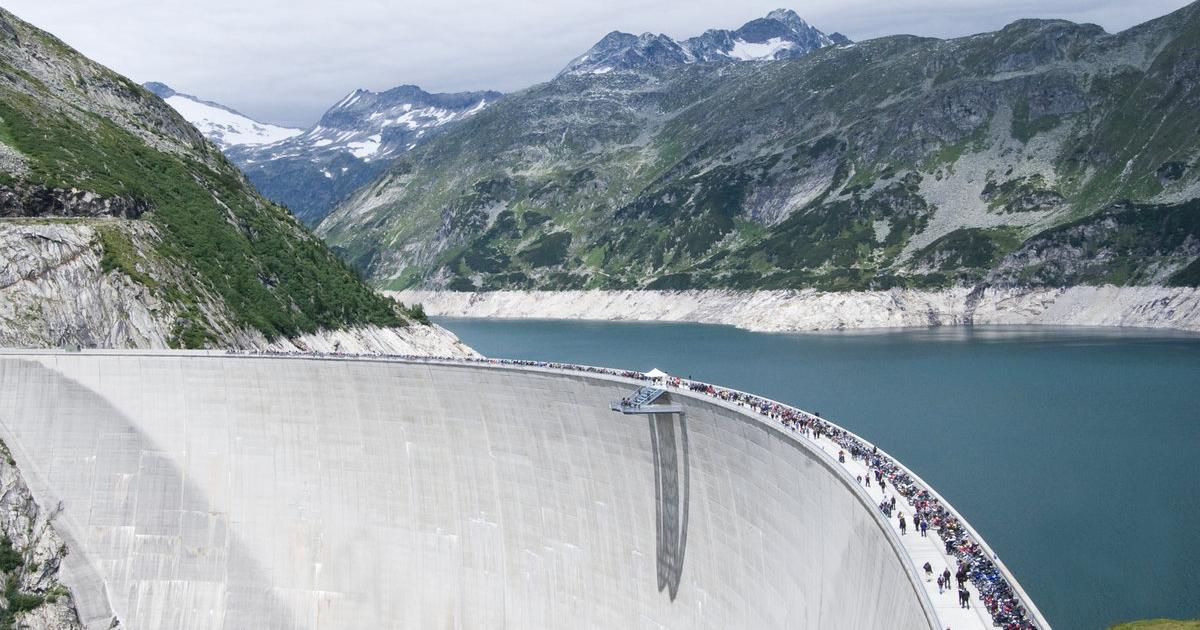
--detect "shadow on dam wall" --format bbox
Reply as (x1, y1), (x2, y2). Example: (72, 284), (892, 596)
(0, 359), (299, 630)
(650, 411), (689, 601)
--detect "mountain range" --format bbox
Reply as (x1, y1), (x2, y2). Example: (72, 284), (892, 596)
(151, 9), (846, 227)
(315, 4), (1200, 296)
(150, 81), (499, 226)
(560, 9), (849, 76)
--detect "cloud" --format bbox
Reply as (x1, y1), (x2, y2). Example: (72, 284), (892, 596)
(4, 0), (1192, 127)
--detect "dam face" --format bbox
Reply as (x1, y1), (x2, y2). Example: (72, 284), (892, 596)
(0, 353), (935, 629)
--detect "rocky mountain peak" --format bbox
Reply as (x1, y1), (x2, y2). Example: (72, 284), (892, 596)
(300, 84), (501, 163)
(559, 8), (845, 76)
(149, 76), (502, 227)
(143, 81), (175, 98)
(215, 83), (501, 226)
(765, 8), (807, 27)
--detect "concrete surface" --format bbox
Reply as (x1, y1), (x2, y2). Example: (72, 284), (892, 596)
(0, 352), (941, 629)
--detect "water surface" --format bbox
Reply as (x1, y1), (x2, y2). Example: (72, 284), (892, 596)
(437, 318), (1200, 630)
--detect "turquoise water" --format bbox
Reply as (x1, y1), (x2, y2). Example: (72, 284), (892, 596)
(437, 318), (1200, 630)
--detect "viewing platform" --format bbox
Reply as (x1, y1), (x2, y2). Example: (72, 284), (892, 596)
(610, 386), (684, 414)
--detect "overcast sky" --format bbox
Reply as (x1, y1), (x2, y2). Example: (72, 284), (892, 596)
(4, 0), (1192, 127)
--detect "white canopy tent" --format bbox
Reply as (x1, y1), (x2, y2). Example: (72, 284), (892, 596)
(644, 368), (669, 381)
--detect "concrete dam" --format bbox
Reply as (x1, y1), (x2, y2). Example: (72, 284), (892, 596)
(0, 351), (1040, 629)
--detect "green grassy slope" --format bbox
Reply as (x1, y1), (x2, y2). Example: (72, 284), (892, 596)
(1109, 621), (1200, 630)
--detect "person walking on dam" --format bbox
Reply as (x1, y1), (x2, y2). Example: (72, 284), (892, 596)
(958, 586), (971, 609)
(899, 514), (907, 535)
(923, 562), (933, 582)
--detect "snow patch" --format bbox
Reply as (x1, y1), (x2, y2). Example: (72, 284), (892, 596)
(164, 95), (302, 148)
(346, 134), (383, 159)
(335, 90), (364, 109)
(727, 37), (795, 61)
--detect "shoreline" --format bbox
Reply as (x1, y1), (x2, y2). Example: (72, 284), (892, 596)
(389, 286), (1200, 334)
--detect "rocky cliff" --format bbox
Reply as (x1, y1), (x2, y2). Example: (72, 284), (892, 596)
(0, 220), (476, 354)
(1, 221), (185, 349)
(0, 439), (87, 630)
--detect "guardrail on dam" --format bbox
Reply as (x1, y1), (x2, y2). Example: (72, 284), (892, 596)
(0, 351), (1045, 629)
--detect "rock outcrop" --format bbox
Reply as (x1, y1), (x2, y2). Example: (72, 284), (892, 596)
(0, 186), (149, 220)
(0, 221), (478, 356)
(0, 222), (176, 349)
(0, 440), (86, 630)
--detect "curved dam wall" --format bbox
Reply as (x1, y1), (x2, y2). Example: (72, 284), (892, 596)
(0, 352), (936, 630)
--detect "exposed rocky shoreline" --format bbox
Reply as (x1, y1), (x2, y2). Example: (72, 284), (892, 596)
(391, 287), (1200, 333)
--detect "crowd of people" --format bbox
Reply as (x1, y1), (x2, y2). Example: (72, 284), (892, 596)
(233, 349), (1041, 629)
(676, 369), (1038, 629)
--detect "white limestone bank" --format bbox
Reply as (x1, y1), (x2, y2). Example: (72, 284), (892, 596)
(267, 323), (479, 356)
(391, 287), (1200, 333)
(0, 222), (476, 356)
